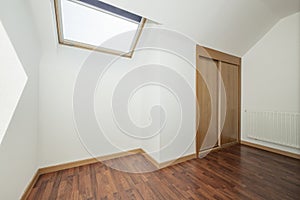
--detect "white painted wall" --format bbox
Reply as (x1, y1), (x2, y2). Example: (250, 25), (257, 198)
(36, 10), (197, 166)
(0, 0), (41, 199)
(153, 29), (196, 162)
(0, 0), (298, 198)
(28, 0), (300, 169)
(37, 21), (162, 167)
(0, 22), (28, 144)
(242, 12), (300, 154)
(158, 52), (196, 162)
(35, 3), (161, 168)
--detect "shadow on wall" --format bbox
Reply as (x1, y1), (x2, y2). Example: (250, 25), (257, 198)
(0, 21), (28, 145)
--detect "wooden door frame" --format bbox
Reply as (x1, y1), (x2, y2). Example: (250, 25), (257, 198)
(195, 45), (242, 157)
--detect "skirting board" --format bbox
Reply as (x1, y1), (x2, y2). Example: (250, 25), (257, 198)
(198, 141), (239, 158)
(20, 171), (40, 200)
(21, 148), (196, 199)
(38, 149), (144, 175)
(159, 154), (197, 169)
(241, 141), (300, 160)
(139, 149), (197, 169)
(21, 148), (143, 199)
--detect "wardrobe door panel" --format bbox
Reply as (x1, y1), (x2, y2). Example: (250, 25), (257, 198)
(220, 62), (239, 145)
(197, 57), (219, 151)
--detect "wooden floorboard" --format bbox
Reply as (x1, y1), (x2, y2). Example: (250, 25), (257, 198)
(27, 145), (300, 200)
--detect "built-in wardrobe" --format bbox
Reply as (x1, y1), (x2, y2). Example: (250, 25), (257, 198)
(196, 45), (241, 155)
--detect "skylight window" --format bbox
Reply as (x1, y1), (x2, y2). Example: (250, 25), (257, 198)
(54, 0), (146, 57)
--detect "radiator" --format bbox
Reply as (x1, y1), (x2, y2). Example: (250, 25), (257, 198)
(243, 110), (300, 149)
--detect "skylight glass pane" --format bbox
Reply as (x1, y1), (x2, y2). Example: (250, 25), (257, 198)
(60, 0), (139, 53)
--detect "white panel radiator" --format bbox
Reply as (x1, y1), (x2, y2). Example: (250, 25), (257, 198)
(243, 110), (300, 149)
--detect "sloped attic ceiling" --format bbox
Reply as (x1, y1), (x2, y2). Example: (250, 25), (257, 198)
(99, 0), (300, 56)
(30, 0), (300, 57)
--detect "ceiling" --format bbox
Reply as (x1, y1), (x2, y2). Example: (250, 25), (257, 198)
(29, 0), (300, 56)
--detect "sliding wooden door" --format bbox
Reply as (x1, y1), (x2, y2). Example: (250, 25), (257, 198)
(196, 57), (219, 152)
(196, 45), (241, 156)
(220, 62), (239, 145)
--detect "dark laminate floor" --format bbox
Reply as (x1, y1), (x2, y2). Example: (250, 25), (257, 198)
(27, 145), (300, 200)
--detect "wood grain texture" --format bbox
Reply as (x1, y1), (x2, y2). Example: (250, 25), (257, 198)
(21, 171), (40, 200)
(21, 149), (143, 200)
(196, 45), (241, 155)
(39, 149), (144, 175)
(159, 154), (197, 169)
(220, 62), (239, 145)
(196, 57), (219, 152)
(241, 141), (300, 160)
(237, 64), (241, 143)
(22, 149), (196, 199)
(196, 45), (241, 66)
(27, 145), (300, 200)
